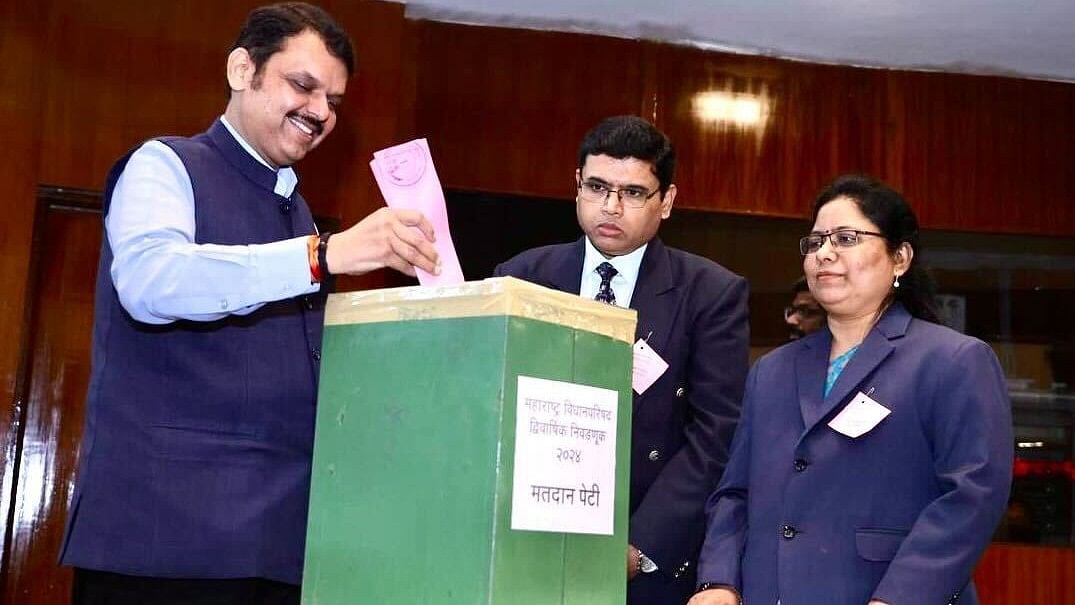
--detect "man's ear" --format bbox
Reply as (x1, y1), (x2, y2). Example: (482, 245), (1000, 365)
(226, 47), (254, 92)
(659, 184), (677, 219)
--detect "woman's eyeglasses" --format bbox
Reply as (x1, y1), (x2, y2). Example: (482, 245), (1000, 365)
(799, 229), (884, 255)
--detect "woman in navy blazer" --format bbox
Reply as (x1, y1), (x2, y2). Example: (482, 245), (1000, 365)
(691, 175), (1013, 605)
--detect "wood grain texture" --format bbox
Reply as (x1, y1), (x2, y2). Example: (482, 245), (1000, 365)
(651, 44), (886, 216)
(883, 71), (1075, 235)
(412, 20), (1075, 237)
(2, 197), (101, 604)
(975, 543), (1075, 604)
(0, 0), (49, 585)
(414, 22), (646, 200)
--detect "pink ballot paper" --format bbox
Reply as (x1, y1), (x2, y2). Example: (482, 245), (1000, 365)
(369, 138), (465, 286)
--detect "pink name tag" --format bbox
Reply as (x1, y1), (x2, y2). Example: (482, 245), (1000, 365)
(632, 339), (669, 394)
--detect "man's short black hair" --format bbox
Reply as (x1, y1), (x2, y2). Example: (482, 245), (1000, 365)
(233, 2), (355, 78)
(577, 116), (676, 193)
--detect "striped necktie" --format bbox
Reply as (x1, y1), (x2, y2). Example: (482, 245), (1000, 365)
(594, 262), (618, 305)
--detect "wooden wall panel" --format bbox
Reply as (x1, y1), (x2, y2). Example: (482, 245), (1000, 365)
(414, 22), (646, 200)
(413, 21), (1075, 238)
(36, 1), (253, 190)
(3, 199), (101, 604)
(975, 544), (1075, 604)
(0, 0), (49, 580)
(884, 72), (1075, 236)
(652, 45), (886, 216)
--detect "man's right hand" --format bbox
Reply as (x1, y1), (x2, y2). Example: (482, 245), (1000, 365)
(326, 207), (440, 277)
(686, 587), (740, 605)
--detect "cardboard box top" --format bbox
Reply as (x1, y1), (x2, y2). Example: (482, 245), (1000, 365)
(325, 277), (638, 344)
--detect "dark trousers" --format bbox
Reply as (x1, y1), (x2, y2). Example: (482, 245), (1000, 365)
(628, 568), (696, 605)
(72, 568), (300, 605)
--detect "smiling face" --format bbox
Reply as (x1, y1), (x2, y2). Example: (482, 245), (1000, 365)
(576, 154), (675, 257)
(224, 29), (348, 168)
(804, 196), (910, 320)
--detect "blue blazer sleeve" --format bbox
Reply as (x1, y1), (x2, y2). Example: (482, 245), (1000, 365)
(628, 273), (749, 569)
(871, 339), (1013, 604)
(695, 360), (759, 591)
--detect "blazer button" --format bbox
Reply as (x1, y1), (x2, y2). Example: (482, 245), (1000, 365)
(648, 450), (661, 462)
(782, 525), (797, 539)
(675, 387), (686, 397)
(793, 458), (808, 472)
(312, 349), (321, 361)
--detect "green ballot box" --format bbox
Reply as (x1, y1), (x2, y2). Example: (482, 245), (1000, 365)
(302, 277), (637, 604)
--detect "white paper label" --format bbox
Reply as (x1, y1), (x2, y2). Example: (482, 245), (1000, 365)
(632, 338), (669, 395)
(510, 375), (619, 535)
(827, 391), (891, 438)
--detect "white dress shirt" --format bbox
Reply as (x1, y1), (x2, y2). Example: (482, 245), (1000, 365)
(107, 116), (319, 325)
(579, 237), (647, 307)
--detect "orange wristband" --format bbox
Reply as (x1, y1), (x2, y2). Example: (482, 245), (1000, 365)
(308, 234), (322, 283)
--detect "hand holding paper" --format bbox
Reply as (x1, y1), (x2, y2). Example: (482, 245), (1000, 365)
(325, 207), (440, 278)
(369, 139), (465, 286)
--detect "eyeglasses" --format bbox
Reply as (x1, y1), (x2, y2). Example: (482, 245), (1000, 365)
(784, 304), (824, 321)
(799, 229), (884, 255)
(577, 178), (661, 208)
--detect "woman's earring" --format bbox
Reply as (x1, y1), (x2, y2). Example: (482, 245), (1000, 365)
(893, 275), (901, 288)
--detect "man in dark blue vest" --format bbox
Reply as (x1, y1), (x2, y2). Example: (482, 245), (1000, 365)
(60, 4), (440, 603)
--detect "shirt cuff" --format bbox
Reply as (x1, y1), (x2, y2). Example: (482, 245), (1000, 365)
(254, 235), (322, 299)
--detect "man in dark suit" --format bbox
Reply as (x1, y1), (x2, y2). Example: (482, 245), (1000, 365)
(495, 115), (749, 605)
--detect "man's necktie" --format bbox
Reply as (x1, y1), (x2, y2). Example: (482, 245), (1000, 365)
(594, 262), (618, 305)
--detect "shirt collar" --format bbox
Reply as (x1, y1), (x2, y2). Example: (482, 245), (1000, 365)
(582, 237), (648, 288)
(219, 115), (298, 197)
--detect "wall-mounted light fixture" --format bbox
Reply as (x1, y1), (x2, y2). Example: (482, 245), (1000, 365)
(692, 91), (767, 127)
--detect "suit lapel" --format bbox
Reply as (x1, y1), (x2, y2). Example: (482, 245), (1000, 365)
(795, 331), (830, 432)
(533, 237), (585, 294)
(630, 239), (679, 406)
(540, 238), (678, 409)
(799, 304), (912, 437)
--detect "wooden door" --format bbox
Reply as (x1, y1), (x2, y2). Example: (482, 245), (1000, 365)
(2, 189), (101, 604)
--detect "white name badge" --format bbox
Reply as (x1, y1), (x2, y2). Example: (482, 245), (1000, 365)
(632, 339), (669, 395)
(827, 391), (891, 438)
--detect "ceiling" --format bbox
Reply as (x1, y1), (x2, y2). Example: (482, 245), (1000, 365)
(400, 0), (1075, 83)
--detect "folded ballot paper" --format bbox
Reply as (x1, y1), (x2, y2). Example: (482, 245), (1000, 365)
(370, 139), (465, 286)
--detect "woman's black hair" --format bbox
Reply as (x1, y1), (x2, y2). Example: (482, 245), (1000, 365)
(812, 174), (941, 323)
